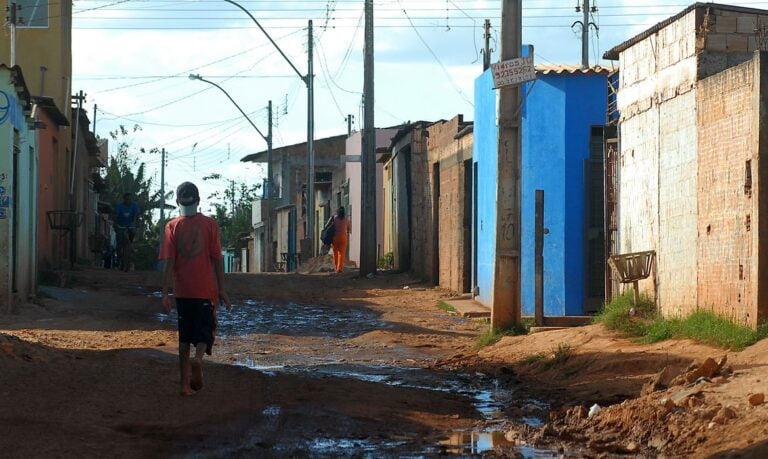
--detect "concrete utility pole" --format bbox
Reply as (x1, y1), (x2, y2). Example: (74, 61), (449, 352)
(491, 0), (522, 329)
(266, 100), (273, 272)
(8, 2), (18, 66)
(307, 20), (316, 256)
(69, 90), (86, 268)
(360, 0), (376, 277)
(574, 0), (598, 68)
(483, 19), (492, 71)
(582, 0), (590, 68)
(220, 0), (316, 255)
(93, 104), (98, 134)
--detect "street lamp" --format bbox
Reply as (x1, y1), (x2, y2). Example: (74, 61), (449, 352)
(220, 0), (316, 256)
(189, 73), (274, 272)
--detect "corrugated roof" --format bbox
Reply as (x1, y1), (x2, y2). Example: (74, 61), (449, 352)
(603, 2), (768, 60)
(535, 65), (611, 75)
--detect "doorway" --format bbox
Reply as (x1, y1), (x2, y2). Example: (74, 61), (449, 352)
(462, 159), (473, 293)
(432, 162), (440, 285)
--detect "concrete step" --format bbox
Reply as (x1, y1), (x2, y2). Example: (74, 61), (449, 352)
(444, 299), (491, 318)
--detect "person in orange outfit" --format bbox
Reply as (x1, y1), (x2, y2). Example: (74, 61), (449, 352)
(330, 207), (350, 273)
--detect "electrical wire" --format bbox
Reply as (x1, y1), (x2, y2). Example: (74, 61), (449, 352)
(396, 0), (473, 107)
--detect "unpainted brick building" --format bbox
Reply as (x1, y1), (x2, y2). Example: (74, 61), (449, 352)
(605, 2), (768, 327)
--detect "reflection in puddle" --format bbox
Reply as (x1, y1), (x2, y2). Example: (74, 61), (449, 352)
(440, 431), (512, 454)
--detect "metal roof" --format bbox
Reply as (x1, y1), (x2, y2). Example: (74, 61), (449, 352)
(603, 2), (768, 60)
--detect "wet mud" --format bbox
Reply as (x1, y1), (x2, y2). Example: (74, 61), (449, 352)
(166, 299), (561, 457)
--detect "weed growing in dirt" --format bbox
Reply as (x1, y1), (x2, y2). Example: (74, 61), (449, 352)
(520, 344), (573, 369)
(596, 292), (768, 350)
(436, 301), (456, 313)
(521, 353), (547, 365)
(550, 343), (572, 365)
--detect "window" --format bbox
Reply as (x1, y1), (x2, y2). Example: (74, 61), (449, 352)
(14, 0), (48, 28)
(315, 171), (332, 183)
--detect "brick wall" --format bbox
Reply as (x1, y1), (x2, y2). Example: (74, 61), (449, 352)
(409, 126), (432, 281)
(697, 58), (759, 327)
(658, 91), (699, 313)
(425, 116), (472, 293)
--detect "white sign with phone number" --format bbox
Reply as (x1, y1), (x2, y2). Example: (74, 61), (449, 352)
(491, 57), (536, 89)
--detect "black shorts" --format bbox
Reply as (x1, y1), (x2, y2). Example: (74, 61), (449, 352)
(176, 298), (216, 355)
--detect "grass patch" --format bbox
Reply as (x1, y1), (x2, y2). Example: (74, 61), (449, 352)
(475, 321), (532, 348)
(436, 301), (456, 313)
(595, 292), (768, 350)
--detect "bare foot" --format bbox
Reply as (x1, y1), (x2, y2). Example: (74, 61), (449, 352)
(180, 388), (195, 396)
(190, 358), (203, 391)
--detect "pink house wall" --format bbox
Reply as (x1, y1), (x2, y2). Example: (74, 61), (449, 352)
(345, 129), (398, 266)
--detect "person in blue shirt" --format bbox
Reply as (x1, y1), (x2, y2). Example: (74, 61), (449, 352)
(114, 193), (140, 242)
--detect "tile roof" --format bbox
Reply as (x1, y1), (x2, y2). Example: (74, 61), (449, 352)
(535, 65), (612, 75)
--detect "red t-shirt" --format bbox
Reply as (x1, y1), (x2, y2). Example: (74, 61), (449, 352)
(159, 213), (223, 305)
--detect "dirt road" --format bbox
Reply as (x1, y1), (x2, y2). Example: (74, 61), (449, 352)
(2, 268), (767, 457)
(0, 269), (540, 457)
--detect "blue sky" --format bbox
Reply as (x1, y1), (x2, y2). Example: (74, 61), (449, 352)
(69, 0), (768, 210)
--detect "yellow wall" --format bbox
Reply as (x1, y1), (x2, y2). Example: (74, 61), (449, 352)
(1, 0), (73, 111)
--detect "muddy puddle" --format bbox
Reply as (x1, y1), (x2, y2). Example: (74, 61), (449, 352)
(235, 361), (563, 457)
(156, 300), (567, 457)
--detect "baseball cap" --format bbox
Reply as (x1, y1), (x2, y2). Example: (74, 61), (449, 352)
(176, 182), (200, 216)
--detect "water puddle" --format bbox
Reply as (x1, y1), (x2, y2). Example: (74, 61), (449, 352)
(234, 361), (553, 456)
(154, 300), (556, 456)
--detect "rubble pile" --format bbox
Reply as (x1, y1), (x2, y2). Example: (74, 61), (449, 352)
(536, 356), (764, 456)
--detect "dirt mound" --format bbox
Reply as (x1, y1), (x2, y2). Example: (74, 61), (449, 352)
(298, 255), (335, 274)
(536, 355), (768, 457)
(0, 333), (52, 362)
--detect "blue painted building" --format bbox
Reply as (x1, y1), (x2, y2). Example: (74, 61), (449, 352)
(472, 63), (609, 316)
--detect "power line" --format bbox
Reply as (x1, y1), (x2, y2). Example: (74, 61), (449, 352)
(396, 0), (473, 107)
(76, 74), (297, 80)
(90, 28), (304, 94)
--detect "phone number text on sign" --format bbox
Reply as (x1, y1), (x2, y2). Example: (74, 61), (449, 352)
(491, 57), (536, 89)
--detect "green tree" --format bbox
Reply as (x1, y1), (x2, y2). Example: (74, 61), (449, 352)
(203, 173), (261, 249)
(103, 125), (170, 270)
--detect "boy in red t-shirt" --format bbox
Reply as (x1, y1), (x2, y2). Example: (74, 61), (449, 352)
(160, 182), (231, 396)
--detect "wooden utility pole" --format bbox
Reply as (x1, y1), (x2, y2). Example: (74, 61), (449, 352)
(360, 0), (376, 277)
(491, 0), (522, 329)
